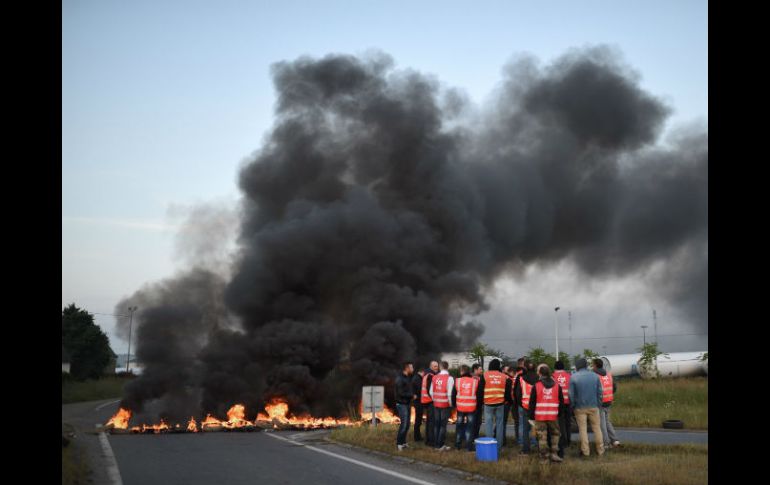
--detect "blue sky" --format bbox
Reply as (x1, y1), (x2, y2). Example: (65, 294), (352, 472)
(62, 0), (708, 355)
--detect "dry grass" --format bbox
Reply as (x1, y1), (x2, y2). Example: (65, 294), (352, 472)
(331, 425), (707, 485)
(612, 377), (707, 429)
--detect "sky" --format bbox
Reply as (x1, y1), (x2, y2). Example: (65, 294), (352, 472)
(62, 0), (708, 357)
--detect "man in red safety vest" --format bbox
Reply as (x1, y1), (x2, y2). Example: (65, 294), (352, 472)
(429, 361), (454, 451)
(452, 364), (478, 451)
(420, 360), (440, 446)
(527, 364), (565, 464)
(514, 360), (539, 455)
(552, 360), (572, 458)
(593, 358), (620, 449)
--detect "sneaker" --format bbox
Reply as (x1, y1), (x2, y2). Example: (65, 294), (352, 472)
(612, 440), (621, 447)
(550, 453), (563, 463)
(442, 445), (453, 451)
(397, 444), (405, 451)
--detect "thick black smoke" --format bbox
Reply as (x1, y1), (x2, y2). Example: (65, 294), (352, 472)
(115, 46), (707, 420)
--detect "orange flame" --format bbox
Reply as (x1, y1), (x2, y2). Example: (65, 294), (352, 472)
(187, 416), (198, 433)
(106, 408), (132, 429)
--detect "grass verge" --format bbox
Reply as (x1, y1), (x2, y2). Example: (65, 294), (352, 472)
(612, 376), (707, 429)
(62, 425), (90, 485)
(330, 424), (707, 485)
(62, 376), (129, 404)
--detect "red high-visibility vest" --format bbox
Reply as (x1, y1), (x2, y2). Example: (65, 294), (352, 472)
(483, 371), (506, 405)
(534, 381), (559, 421)
(515, 369), (523, 378)
(600, 373), (614, 403)
(520, 379), (533, 410)
(455, 376), (478, 412)
(421, 373), (433, 404)
(432, 373), (451, 408)
(552, 370), (571, 405)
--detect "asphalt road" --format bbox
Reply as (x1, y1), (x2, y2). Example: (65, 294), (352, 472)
(63, 399), (707, 485)
(64, 399), (474, 485)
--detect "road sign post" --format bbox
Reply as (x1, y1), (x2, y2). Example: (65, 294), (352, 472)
(361, 386), (384, 428)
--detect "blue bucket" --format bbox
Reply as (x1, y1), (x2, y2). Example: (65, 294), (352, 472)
(474, 438), (498, 461)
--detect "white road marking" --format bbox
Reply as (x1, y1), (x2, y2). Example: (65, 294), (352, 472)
(98, 432), (124, 485)
(264, 432), (438, 485)
(95, 399), (121, 411)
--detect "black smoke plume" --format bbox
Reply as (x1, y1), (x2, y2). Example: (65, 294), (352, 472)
(115, 46), (707, 420)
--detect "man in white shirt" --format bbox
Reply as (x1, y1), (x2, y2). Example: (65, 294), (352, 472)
(429, 360), (455, 450)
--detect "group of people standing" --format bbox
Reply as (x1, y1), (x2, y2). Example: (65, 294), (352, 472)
(394, 356), (620, 463)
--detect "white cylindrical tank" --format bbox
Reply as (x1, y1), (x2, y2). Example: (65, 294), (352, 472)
(599, 354), (642, 377)
(637, 352), (708, 379)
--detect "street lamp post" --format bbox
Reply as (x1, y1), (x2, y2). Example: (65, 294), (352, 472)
(126, 306), (138, 373)
(641, 325), (648, 346)
(554, 307), (561, 359)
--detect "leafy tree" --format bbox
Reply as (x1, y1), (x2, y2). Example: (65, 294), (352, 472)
(700, 351), (708, 362)
(62, 303), (115, 380)
(467, 342), (507, 368)
(636, 342), (669, 378)
(571, 348), (600, 369)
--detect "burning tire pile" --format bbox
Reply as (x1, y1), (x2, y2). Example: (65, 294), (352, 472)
(103, 400), (404, 435)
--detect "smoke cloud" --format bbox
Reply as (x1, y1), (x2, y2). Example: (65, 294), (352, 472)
(115, 46), (707, 420)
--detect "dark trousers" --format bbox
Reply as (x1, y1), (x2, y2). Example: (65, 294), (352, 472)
(413, 401), (424, 440)
(502, 403), (511, 446)
(432, 406), (451, 448)
(557, 405), (572, 456)
(425, 403), (435, 445)
(512, 401), (520, 441)
(455, 411), (477, 451)
(396, 403), (411, 445)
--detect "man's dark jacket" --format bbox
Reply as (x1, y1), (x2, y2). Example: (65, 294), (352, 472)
(395, 373), (413, 404)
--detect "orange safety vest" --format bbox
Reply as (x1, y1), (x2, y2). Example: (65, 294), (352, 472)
(520, 379), (534, 410)
(421, 373), (433, 404)
(534, 381), (559, 421)
(600, 373), (614, 403)
(432, 373), (451, 408)
(455, 376), (478, 412)
(483, 370), (506, 405)
(552, 370), (571, 405)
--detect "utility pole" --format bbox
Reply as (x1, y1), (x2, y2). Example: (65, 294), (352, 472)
(554, 307), (561, 358)
(568, 311), (573, 357)
(641, 325), (648, 346)
(126, 306), (138, 373)
(653, 309), (658, 343)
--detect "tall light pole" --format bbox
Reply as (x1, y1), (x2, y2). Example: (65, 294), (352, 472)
(652, 309), (658, 343)
(554, 307), (561, 359)
(568, 311), (573, 356)
(126, 306), (138, 373)
(641, 325), (648, 346)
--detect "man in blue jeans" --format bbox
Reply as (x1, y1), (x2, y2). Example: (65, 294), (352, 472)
(481, 359), (512, 452)
(514, 360), (539, 454)
(395, 361), (415, 451)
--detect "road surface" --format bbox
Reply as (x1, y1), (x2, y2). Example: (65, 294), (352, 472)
(63, 399), (707, 485)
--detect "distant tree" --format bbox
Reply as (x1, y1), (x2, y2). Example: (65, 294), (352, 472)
(636, 342), (669, 378)
(699, 351), (708, 362)
(527, 347), (555, 368)
(571, 348), (600, 369)
(467, 342), (507, 369)
(62, 303), (114, 380)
